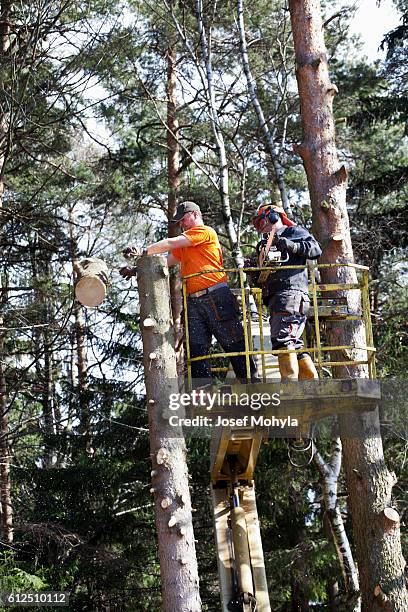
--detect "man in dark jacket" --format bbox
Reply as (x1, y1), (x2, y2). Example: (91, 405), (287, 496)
(251, 204), (322, 380)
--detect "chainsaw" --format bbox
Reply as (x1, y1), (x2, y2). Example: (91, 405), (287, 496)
(257, 228), (289, 284)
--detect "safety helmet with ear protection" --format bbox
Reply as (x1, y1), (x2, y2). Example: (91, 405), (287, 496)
(252, 203), (296, 232)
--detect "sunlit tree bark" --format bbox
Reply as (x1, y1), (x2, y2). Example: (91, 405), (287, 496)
(288, 1), (408, 609)
(137, 254), (201, 611)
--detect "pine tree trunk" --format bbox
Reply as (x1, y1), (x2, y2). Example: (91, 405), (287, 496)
(327, 580), (339, 611)
(0, 322), (13, 544)
(72, 298), (92, 452)
(166, 39), (184, 365)
(290, 512), (310, 610)
(69, 210), (92, 452)
(288, 1), (408, 610)
(137, 255), (201, 611)
(0, 148), (12, 544)
(42, 324), (56, 463)
(0, 3), (13, 542)
(30, 254), (56, 468)
(74, 302), (89, 429)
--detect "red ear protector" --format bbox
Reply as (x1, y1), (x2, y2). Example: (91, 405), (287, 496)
(252, 206), (280, 232)
(252, 204), (296, 231)
(264, 209), (280, 224)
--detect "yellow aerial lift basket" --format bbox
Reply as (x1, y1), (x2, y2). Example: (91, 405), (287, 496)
(179, 262), (379, 612)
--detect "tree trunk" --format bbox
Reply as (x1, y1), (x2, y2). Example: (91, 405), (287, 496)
(290, 496), (310, 612)
(29, 248), (57, 468)
(42, 313), (56, 466)
(314, 439), (360, 610)
(137, 255), (201, 612)
(327, 580), (339, 611)
(74, 257), (109, 308)
(288, 1), (408, 610)
(74, 302), (90, 432)
(237, 0), (292, 215)
(0, 3), (13, 543)
(0, 308), (13, 544)
(166, 38), (184, 367)
(69, 210), (92, 452)
(195, 0), (244, 268)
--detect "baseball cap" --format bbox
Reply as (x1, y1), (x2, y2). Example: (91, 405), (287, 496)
(171, 201), (201, 222)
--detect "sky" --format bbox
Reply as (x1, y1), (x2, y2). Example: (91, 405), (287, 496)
(351, 0), (400, 60)
(85, 0), (403, 145)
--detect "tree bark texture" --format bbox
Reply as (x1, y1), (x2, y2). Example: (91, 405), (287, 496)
(237, 0), (292, 215)
(137, 255), (201, 612)
(0, 325), (13, 544)
(74, 257), (109, 308)
(74, 302), (90, 433)
(314, 440), (360, 609)
(0, 1), (13, 544)
(166, 40), (184, 366)
(288, 1), (408, 610)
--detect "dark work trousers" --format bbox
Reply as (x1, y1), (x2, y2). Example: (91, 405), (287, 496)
(187, 285), (257, 385)
(268, 290), (310, 359)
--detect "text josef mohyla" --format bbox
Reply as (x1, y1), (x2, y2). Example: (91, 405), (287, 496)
(168, 415), (298, 428)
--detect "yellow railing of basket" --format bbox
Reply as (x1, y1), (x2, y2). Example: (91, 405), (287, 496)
(181, 263), (376, 387)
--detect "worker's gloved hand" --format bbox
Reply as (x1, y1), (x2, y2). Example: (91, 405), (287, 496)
(123, 245), (144, 259)
(119, 265), (137, 279)
(273, 236), (298, 254)
(255, 238), (268, 255)
(243, 256), (257, 268)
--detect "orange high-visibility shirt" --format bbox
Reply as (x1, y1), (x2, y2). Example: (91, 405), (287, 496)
(172, 225), (228, 294)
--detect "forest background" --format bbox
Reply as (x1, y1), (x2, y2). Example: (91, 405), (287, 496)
(0, 0), (407, 610)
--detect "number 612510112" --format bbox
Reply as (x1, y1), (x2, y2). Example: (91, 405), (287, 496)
(0, 592), (69, 607)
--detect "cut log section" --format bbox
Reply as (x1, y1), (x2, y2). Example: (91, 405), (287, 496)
(74, 258), (109, 307)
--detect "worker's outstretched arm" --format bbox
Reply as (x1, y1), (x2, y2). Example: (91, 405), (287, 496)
(123, 235), (192, 259)
(120, 235), (192, 276)
(146, 235), (192, 255)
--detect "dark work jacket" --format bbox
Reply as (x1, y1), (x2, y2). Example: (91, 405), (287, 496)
(258, 225), (322, 303)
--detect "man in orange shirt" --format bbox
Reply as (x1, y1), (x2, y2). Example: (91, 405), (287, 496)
(121, 201), (257, 385)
